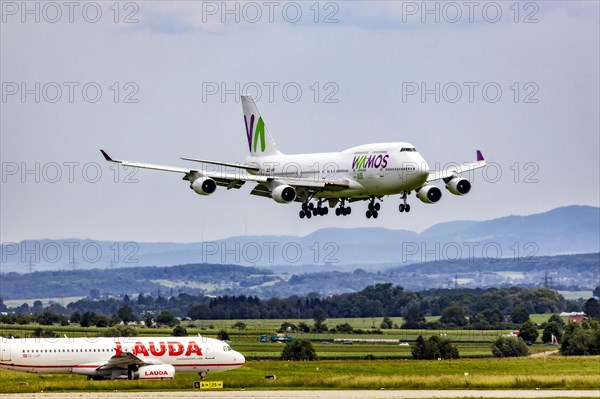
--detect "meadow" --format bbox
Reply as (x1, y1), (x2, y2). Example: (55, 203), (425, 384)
(1, 356), (598, 393)
(2, 316), (595, 394)
(0, 316), (560, 361)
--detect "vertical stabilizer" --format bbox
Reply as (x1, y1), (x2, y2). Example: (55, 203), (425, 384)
(241, 95), (283, 157)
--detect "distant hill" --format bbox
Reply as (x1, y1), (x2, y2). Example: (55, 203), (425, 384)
(1, 205), (598, 273)
(0, 253), (597, 300)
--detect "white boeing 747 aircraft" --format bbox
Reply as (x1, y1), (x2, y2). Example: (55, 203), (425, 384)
(0, 335), (244, 380)
(101, 95), (486, 219)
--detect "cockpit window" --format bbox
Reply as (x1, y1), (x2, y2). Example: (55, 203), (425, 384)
(400, 148), (417, 152)
(223, 345), (232, 351)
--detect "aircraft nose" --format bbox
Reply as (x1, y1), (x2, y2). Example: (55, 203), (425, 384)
(236, 351), (246, 365)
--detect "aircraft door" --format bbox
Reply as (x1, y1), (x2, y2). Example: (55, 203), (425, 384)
(201, 336), (215, 359)
(0, 338), (11, 361)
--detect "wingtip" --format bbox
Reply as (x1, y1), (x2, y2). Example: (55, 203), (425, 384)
(476, 150), (484, 162)
(100, 149), (113, 161)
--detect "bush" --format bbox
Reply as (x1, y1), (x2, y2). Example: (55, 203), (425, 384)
(94, 315), (109, 328)
(155, 311), (179, 327)
(547, 314), (566, 330)
(103, 325), (137, 337)
(279, 321), (297, 333)
(439, 305), (468, 327)
(583, 298), (600, 320)
(492, 336), (529, 357)
(31, 328), (57, 338)
(560, 321), (600, 356)
(281, 339), (317, 361)
(519, 320), (539, 344)
(511, 305), (530, 324)
(335, 323), (354, 333)
(380, 317), (393, 329)
(411, 335), (459, 360)
(172, 326), (188, 336)
(542, 321), (562, 344)
(217, 330), (230, 341)
(402, 304), (426, 329)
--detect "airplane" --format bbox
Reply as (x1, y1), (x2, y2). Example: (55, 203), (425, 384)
(101, 95), (486, 219)
(0, 335), (244, 380)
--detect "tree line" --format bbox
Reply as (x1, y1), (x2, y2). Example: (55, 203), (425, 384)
(2, 284), (596, 329)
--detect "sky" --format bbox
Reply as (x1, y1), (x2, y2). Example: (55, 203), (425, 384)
(1, 1), (599, 244)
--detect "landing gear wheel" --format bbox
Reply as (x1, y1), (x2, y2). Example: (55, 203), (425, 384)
(375, 203), (381, 211)
(399, 190), (410, 214)
(368, 203), (374, 212)
(306, 212), (312, 219)
(366, 210), (372, 219)
(199, 372), (207, 379)
(347, 207), (351, 215)
(324, 207), (329, 215)
(372, 210), (379, 218)
(308, 203), (315, 211)
(335, 208), (341, 216)
(299, 210), (305, 219)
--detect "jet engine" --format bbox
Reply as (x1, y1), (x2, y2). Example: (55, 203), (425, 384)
(128, 364), (175, 380)
(417, 185), (442, 204)
(445, 177), (471, 195)
(271, 185), (296, 203)
(191, 177), (217, 195)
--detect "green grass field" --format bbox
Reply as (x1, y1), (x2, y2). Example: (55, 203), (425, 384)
(0, 317), (560, 362)
(1, 357), (598, 393)
(1, 321), (597, 393)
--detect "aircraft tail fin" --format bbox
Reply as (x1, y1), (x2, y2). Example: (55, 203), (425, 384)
(242, 95), (283, 157)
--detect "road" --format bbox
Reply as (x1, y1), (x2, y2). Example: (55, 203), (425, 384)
(4, 391), (600, 399)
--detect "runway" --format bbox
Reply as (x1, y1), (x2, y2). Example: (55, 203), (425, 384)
(4, 390), (600, 399)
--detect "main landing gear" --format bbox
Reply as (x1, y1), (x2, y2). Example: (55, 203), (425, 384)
(365, 197), (381, 219)
(399, 190), (411, 213)
(335, 198), (351, 216)
(299, 200), (328, 219)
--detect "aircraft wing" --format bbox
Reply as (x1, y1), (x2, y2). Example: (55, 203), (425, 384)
(96, 351), (159, 371)
(100, 150), (269, 189)
(101, 150), (350, 195)
(426, 150), (487, 182)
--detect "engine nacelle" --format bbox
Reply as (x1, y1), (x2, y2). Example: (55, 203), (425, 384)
(445, 177), (471, 196)
(271, 185), (296, 203)
(128, 364), (175, 380)
(417, 185), (442, 204)
(191, 177), (217, 196)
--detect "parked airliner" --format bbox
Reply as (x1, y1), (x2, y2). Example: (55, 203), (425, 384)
(101, 95), (486, 219)
(0, 335), (244, 380)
